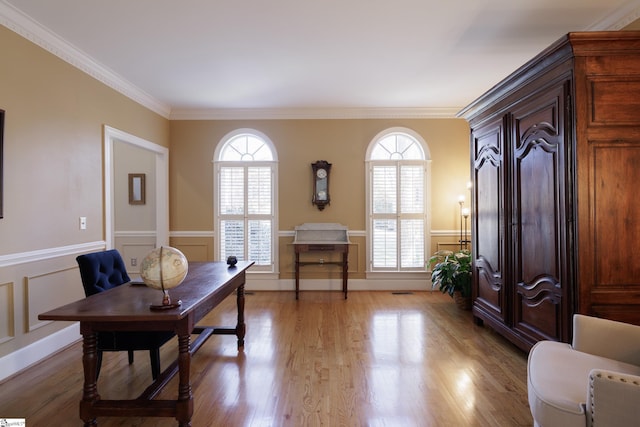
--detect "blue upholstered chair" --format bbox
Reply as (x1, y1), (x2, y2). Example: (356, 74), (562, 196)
(76, 249), (174, 380)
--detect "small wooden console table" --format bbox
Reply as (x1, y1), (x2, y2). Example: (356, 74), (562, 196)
(294, 243), (349, 300)
(292, 223), (350, 300)
(38, 261), (254, 427)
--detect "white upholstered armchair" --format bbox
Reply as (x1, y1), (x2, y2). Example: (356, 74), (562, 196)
(527, 314), (640, 426)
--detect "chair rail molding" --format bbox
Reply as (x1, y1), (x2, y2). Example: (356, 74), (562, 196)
(0, 241), (105, 268)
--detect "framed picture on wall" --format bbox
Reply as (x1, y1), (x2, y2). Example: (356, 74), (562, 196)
(0, 109), (4, 218)
(128, 173), (146, 205)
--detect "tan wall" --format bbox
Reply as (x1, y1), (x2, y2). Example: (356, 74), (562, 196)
(625, 19), (640, 30)
(169, 118), (471, 276)
(0, 25), (169, 255)
(0, 25), (169, 361)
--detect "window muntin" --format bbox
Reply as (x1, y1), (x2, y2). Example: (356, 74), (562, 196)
(221, 134), (273, 161)
(370, 133), (424, 160)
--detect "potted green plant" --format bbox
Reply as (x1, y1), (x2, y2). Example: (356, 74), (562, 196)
(428, 249), (472, 309)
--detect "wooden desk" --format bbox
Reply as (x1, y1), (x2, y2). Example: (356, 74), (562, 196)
(38, 261), (254, 427)
(294, 243), (349, 300)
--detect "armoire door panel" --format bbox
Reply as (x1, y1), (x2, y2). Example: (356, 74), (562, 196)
(476, 156), (502, 272)
(514, 145), (559, 283)
(472, 120), (507, 322)
(511, 83), (568, 342)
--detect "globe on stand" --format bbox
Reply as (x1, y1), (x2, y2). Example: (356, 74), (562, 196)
(140, 246), (189, 311)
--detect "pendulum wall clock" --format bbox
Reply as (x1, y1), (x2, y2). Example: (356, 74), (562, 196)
(311, 160), (331, 211)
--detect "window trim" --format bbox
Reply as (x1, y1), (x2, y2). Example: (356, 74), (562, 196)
(213, 129), (279, 274)
(365, 127), (432, 274)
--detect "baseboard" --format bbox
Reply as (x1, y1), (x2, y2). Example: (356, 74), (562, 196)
(0, 323), (80, 383)
(245, 278), (430, 292)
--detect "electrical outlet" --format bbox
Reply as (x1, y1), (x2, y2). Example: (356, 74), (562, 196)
(131, 258), (137, 267)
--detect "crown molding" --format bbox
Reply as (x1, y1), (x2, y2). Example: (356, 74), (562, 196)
(0, 1), (171, 118)
(586, 0), (640, 30)
(169, 107), (463, 120)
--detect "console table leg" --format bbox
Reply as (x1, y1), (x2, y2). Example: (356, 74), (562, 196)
(343, 252), (348, 299)
(236, 284), (246, 348)
(295, 253), (300, 300)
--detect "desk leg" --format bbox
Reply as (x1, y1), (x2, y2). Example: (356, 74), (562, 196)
(295, 252), (300, 300)
(236, 284), (246, 348)
(176, 332), (193, 427)
(79, 325), (99, 426)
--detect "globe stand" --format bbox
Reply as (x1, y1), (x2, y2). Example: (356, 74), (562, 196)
(146, 246), (185, 311)
(150, 289), (182, 311)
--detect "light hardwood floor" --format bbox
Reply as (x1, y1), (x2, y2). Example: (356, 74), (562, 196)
(0, 291), (533, 426)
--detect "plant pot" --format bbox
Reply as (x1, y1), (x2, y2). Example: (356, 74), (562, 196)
(453, 291), (472, 310)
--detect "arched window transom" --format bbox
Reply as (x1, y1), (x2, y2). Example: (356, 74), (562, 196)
(220, 134), (274, 162)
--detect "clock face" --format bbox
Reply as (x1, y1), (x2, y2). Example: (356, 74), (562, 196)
(316, 168), (327, 179)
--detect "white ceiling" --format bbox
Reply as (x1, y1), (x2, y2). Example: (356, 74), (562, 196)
(2, 0), (640, 119)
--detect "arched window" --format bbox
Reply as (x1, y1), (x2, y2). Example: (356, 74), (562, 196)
(214, 129), (278, 273)
(366, 128), (431, 272)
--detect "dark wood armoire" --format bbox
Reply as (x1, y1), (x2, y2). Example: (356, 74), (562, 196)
(458, 31), (640, 351)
